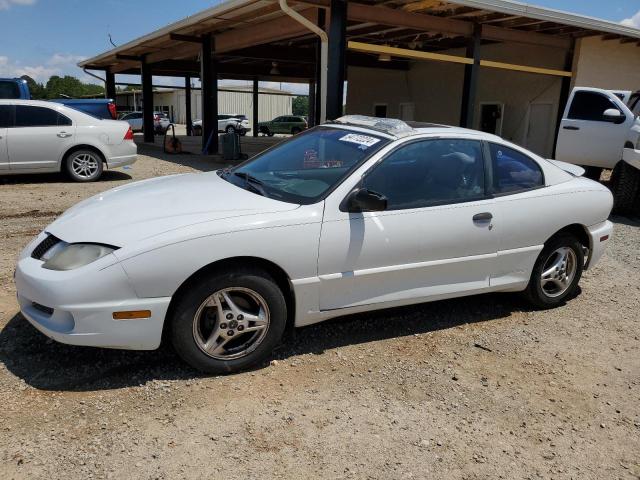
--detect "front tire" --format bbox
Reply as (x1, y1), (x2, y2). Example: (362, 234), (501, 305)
(524, 233), (584, 309)
(225, 125), (236, 135)
(171, 268), (287, 374)
(65, 149), (104, 182)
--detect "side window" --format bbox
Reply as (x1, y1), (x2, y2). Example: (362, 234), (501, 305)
(363, 139), (485, 210)
(568, 91), (619, 122)
(489, 143), (543, 194)
(57, 113), (72, 126)
(0, 105), (14, 128)
(15, 105), (60, 127)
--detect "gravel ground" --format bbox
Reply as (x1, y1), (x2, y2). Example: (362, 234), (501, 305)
(0, 149), (638, 480)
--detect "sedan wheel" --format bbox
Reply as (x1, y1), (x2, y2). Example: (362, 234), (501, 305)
(225, 125), (236, 135)
(192, 287), (270, 360)
(66, 150), (103, 182)
(171, 268), (287, 374)
(524, 233), (584, 309)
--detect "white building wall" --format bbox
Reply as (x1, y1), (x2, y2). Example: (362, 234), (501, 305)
(346, 42), (566, 157)
(173, 90), (293, 124)
(573, 36), (640, 90)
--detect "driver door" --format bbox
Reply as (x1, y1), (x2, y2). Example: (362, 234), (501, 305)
(318, 137), (497, 311)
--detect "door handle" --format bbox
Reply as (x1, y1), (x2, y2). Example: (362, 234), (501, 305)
(473, 212), (493, 222)
(562, 126), (580, 131)
(57, 132), (72, 138)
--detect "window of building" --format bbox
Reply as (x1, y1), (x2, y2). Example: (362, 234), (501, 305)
(363, 139), (485, 210)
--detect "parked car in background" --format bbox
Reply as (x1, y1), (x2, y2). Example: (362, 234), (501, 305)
(120, 111), (170, 134)
(258, 115), (307, 136)
(192, 114), (251, 136)
(51, 98), (117, 120)
(0, 100), (136, 181)
(0, 78), (30, 99)
(556, 87), (640, 214)
(14, 116), (613, 374)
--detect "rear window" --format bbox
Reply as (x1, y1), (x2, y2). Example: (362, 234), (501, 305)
(489, 143), (544, 194)
(0, 81), (21, 99)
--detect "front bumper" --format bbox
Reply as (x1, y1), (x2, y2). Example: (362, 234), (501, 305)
(622, 147), (640, 170)
(585, 220), (613, 270)
(15, 243), (170, 350)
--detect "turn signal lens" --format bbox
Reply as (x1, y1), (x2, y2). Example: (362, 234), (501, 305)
(600, 235), (609, 242)
(112, 310), (151, 320)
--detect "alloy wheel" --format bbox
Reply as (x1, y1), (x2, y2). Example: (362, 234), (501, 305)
(540, 247), (577, 298)
(71, 152), (100, 179)
(192, 287), (270, 360)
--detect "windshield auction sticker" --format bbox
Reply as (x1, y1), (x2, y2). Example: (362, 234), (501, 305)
(339, 133), (381, 149)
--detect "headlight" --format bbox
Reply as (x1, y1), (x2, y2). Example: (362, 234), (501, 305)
(42, 242), (116, 271)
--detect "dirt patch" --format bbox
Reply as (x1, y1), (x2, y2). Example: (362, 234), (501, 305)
(0, 150), (638, 479)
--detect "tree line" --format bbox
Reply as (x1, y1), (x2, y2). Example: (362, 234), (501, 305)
(21, 74), (105, 99)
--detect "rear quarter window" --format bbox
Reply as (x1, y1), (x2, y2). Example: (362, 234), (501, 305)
(489, 143), (544, 194)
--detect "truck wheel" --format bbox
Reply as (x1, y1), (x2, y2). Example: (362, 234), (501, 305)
(610, 161), (640, 215)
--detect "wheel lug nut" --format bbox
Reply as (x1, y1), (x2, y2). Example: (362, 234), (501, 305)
(220, 323), (227, 329)
(226, 313), (233, 320)
(237, 314), (244, 321)
(237, 325), (244, 331)
(227, 330), (234, 336)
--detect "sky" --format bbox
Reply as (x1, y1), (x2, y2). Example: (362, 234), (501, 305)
(0, 0), (639, 95)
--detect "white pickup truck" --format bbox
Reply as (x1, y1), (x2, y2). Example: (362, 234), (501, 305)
(556, 87), (640, 214)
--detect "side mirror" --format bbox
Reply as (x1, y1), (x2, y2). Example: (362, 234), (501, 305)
(603, 108), (625, 124)
(342, 187), (388, 212)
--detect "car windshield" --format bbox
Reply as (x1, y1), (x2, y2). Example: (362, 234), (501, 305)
(221, 126), (390, 204)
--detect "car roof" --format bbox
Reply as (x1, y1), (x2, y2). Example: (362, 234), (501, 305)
(331, 115), (502, 142)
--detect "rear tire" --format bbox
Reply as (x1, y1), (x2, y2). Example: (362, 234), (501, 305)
(524, 233), (584, 309)
(171, 268), (287, 374)
(65, 149), (104, 182)
(291, 127), (301, 135)
(610, 161), (640, 215)
(225, 125), (236, 135)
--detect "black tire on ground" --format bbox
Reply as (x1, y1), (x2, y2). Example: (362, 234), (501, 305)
(193, 126), (202, 136)
(64, 149), (104, 182)
(225, 125), (236, 134)
(610, 161), (640, 215)
(582, 166), (603, 181)
(291, 127), (301, 135)
(523, 233), (584, 309)
(240, 131), (246, 136)
(171, 268), (287, 374)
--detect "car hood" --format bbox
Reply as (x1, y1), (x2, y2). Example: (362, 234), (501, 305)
(46, 172), (299, 246)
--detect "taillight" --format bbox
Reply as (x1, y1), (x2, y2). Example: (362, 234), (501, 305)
(124, 127), (134, 141)
(108, 102), (117, 119)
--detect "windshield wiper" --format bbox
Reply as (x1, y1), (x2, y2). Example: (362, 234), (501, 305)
(233, 172), (269, 197)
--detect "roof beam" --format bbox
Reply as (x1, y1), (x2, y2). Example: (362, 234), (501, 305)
(169, 33), (204, 43)
(346, 3), (570, 49)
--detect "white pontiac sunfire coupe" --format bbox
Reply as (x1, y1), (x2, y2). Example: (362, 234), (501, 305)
(15, 116), (613, 373)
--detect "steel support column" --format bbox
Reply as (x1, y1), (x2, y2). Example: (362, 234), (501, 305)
(314, 8), (325, 126)
(326, 0), (346, 120)
(252, 78), (259, 137)
(105, 70), (116, 100)
(201, 33), (218, 154)
(460, 24), (481, 128)
(185, 76), (193, 136)
(141, 57), (154, 143)
(308, 80), (316, 128)
(553, 39), (575, 157)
